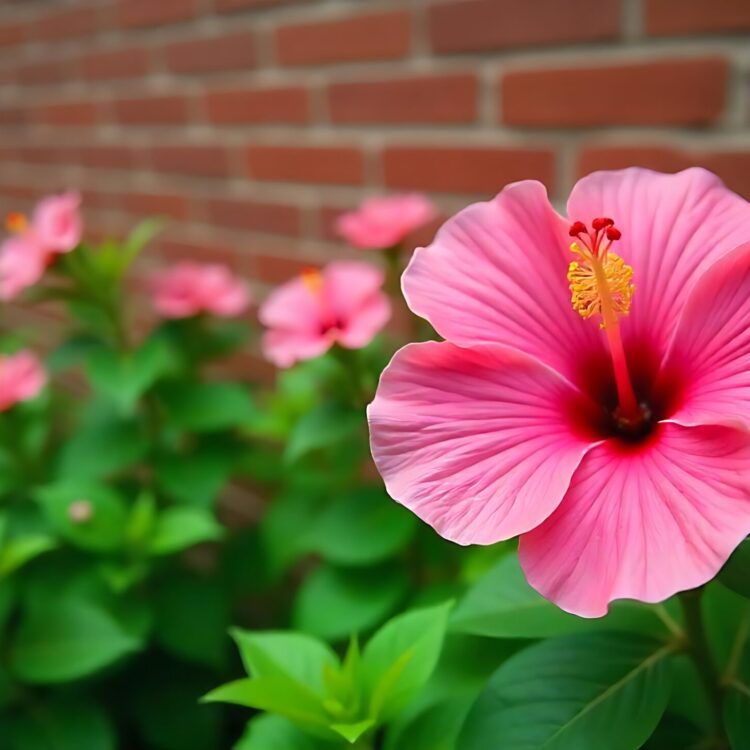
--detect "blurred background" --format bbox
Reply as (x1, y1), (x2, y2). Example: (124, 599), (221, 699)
(0, 0), (748, 370)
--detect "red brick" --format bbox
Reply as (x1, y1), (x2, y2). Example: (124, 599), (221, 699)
(81, 47), (151, 82)
(158, 238), (238, 268)
(17, 59), (71, 85)
(113, 95), (191, 125)
(0, 22), (26, 47)
(36, 6), (98, 41)
(501, 57), (727, 127)
(576, 145), (750, 200)
(118, 0), (196, 28)
(207, 198), (302, 236)
(121, 192), (191, 219)
(15, 145), (65, 165)
(78, 145), (136, 170)
(646, 0), (750, 35)
(150, 145), (231, 178)
(165, 32), (256, 75)
(245, 145), (365, 184)
(37, 101), (99, 127)
(429, 0), (619, 53)
(216, 0), (292, 12)
(276, 10), (411, 66)
(253, 253), (317, 284)
(0, 107), (28, 126)
(383, 145), (555, 194)
(329, 73), (477, 124)
(206, 86), (309, 124)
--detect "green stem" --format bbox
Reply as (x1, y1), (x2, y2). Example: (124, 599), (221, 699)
(679, 589), (729, 748)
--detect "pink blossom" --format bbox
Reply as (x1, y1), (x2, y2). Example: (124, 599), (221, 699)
(151, 262), (250, 319)
(368, 168), (750, 617)
(0, 350), (46, 411)
(0, 233), (50, 301)
(32, 191), (82, 253)
(336, 194), (437, 250)
(259, 261), (391, 368)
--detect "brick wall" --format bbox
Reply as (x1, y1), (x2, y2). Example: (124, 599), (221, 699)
(0, 0), (749, 363)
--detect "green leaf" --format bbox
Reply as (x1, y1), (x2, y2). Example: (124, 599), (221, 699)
(458, 632), (675, 750)
(362, 602), (452, 722)
(154, 572), (229, 669)
(720, 537), (750, 599)
(0, 579), (16, 634)
(725, 682), (750, 750)
(155, 440), (239, 509)
(307, 487), (417, 567)
(235, 715), (327, 750)
(120, 218), (164, 269)
(56, 412), (146, 480)
(159, 381), (255, 432)
(0, 535), (56, 576)
(293, 564), (408, 641)
(330, 718), (375, 743)
(85, 337), (175, 414)
(10, 598), (140, 683)
(5, 695), (116, 750)
(285, 403), (362, 464)
(148, 507), (223, 555)
(451, 552), (675, 639)
(385, 697), (474, 750)
(36, 481), (128, 552)
(232, 630), (338, 694)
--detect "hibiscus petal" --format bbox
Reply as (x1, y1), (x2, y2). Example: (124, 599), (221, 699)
(520, 423), (750, 618)
(367, 341), (596, 545)
(568, 168), (750, 361)
(402, 181), (602, 384)
(663, 242), (750, 430)
(336, 294), (391, 349)
(261, 329), (332, 369)
(324, 261), (386, 320)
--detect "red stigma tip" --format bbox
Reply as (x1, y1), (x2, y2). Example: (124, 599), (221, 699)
(606, 226), (621, 241)
(569, 221), (587, 237)
(592, 217), (614, 231)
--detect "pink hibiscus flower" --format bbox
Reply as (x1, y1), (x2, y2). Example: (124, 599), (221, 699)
(259, 261), (391, 368)
(336, 194), (437, 250)
(151, 262), (250, 319)
(368, 168), (750, 618)
(32, 191), (82, 253)
(0, 232), (50, 301)
(0, 350), (46, 411)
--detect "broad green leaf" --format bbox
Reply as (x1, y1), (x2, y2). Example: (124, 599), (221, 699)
(36, 481), (128, 552)
(125, 490), (157, 546)
(285, 403), (362, 464)
(725, 682), (750, 750)
(232, 629), (338, 694)
(330, 718), (375, 743)
(385, 696), (474, 750)
(155, 444), (236, 509)
(56, 413), (145, 480)
(154, 572), (229, 669)
(148, 507), (223, 555)
(85, 337), (175, 413)
(5, 695), (116, 750)
(643, 714), (706, 749)
(159, 381), (255, 431)
(720, 538), (750, 598)
(10, 598), (140, 683)
(120, 218), (164, 268)
(0, 535), (56, 576)
(307, 487), (417, 566)
(0, 579), (15, 633)
(234, 715), (324, 750)
(458, 632), (675, 750)
(451, 552), (675, 639)
(293, 564), (408, 641)
(203, 676), (329, 727)
(362, 602), (452, 722)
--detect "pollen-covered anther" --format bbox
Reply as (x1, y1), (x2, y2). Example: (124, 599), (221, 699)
(5, 212), (27, 234)
(301, 266), (323, 294)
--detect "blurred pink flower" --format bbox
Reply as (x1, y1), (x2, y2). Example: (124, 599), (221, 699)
(260, 261), (391, 368)
(151, 262), (250, 319)
(32, 191), (82, 253)
(368, 168), (750, 617)
(0, 350), (46, 411)
(0, 233), (50, 301)
(336, 194), (437, 250)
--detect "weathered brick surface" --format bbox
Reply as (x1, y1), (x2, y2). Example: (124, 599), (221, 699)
(0, 0), (746, 364)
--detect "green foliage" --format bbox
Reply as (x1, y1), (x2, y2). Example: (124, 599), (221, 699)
(458, 632), (675, 750)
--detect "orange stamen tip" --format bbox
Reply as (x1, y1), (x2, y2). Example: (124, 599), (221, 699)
(5, 212), (27, 233)
(301, 267), (323, 294)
